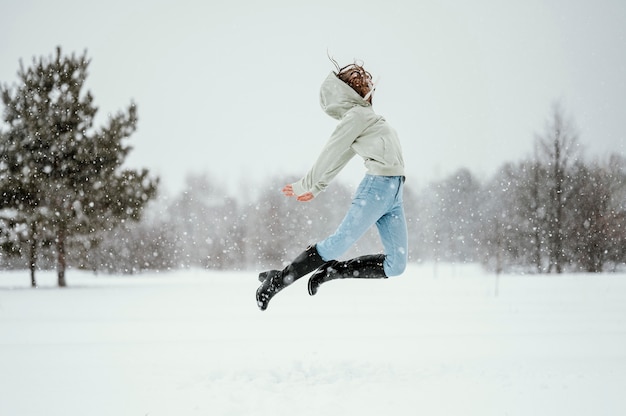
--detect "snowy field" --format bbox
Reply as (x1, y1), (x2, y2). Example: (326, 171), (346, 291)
(1, 263), (625, 416)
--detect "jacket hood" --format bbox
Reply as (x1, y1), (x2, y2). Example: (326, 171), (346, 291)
(319, 72), (371, 119)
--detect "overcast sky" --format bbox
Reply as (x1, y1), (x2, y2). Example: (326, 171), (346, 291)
(2, 0), (625, 195)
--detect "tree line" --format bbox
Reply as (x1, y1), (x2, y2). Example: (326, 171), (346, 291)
(53, 128), (626, 277)
(5, 134), (623, 282)
(1, 48), (625, 287)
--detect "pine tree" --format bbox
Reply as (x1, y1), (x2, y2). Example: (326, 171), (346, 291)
(0, 47), (158, 286)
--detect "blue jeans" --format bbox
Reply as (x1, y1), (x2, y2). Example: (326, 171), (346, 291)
(316, 175), (408, 276)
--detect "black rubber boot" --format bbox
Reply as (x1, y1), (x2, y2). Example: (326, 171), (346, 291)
(256, 245), (325, 310)
(308, 254), (387, 296)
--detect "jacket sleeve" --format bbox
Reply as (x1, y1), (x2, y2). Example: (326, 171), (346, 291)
(291, 110), (364, 197)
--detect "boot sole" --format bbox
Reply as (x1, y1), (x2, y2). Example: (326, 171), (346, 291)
(307, 278), (319, 296)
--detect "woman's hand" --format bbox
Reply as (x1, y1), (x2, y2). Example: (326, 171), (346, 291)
(281, 184), (295, 197)
(296, 192), (314, 202)
(282, 184), (314, 202)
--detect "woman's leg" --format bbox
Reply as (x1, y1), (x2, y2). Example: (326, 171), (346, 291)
(376, 202), (408, 276)
(308, 176), (407, 295)
(316, 175), (396, 261)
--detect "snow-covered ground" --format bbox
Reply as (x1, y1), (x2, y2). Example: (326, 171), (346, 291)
(1, 263), (625, 416)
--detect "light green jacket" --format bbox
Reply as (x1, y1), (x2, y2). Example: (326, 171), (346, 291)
(291, 72), (405, 197)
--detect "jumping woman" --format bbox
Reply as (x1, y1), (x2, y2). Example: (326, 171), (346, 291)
(256, 58), (407, 310)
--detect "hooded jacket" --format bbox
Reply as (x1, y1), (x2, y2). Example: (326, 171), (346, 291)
(291, 72), (405, 197)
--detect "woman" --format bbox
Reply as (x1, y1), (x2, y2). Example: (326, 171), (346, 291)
(256, 59), (407, 311)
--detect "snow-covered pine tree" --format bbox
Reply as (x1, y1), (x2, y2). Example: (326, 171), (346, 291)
(0, 47), (158, 286)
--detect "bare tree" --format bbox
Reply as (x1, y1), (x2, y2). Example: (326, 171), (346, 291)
(534, 102), (581, 273)
(569, 155), (626, 272)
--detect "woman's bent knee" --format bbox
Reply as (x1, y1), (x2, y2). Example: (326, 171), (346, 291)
(384, 258), (406, 277)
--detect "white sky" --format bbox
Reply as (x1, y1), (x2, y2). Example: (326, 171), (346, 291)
(2, 0), (625, 194)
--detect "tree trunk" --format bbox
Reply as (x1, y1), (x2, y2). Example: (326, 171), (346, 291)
(29, 225), (37, 288)
(553, 138), (564, 274)
(57, 226), (67, 287)
(531, 162), (543, 274)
